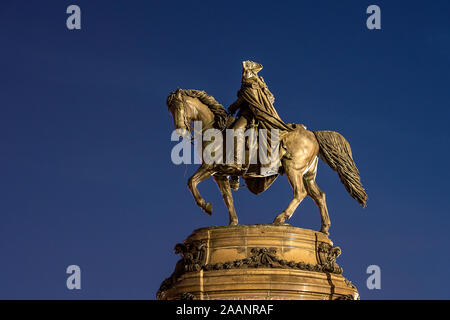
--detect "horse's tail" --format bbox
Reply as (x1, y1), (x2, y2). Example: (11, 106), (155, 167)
(313, 130), (367, 207)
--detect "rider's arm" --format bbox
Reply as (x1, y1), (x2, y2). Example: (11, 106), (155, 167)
(228, 96), (244, 114)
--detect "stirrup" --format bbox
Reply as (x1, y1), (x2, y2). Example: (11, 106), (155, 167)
(229, 176), (240, 191)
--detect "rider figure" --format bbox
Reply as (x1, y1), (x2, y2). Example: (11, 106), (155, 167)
(228, 61), (293, 190)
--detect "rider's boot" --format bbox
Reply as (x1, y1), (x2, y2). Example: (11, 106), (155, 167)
(227, 115), (248, 192)
(228, 131), (246, 191)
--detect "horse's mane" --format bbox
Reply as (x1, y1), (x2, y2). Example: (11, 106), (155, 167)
(166, 89), (229, 130)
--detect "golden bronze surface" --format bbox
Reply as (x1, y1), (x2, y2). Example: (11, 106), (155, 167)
(162, 61), (366, 300)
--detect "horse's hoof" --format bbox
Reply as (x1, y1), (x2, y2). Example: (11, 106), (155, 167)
(229, 219), (238, 226)
(320, 226), (330, 236)
(274, 222), (290, 226)
(272, 214), (286, 225)
(204, 202), (213, 216)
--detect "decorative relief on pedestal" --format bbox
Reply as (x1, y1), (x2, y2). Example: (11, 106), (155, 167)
(180, 292), (196, 300)
(174, 240), (207, 272)
(201, 247), (341, 273)
(157, 243), (347, 298)
(250, 248), (277, 267)
(335, 294), (356, 300)
(317, 242), (343, 274)
(156, 240), (206, 300)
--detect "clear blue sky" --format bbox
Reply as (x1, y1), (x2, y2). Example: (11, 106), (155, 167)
(1, 0), (449, 299)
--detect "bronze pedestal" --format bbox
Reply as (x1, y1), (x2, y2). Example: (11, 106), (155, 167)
(157, 224), (358, 300)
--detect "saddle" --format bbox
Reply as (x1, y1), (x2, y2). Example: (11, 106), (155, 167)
(224, 116), (306, 195)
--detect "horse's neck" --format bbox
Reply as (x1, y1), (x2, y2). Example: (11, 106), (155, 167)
(187, 97), (215, 130)
(186, 97), (217, 158)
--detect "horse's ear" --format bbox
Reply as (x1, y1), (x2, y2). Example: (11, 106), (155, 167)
(175, 88), (183, 99)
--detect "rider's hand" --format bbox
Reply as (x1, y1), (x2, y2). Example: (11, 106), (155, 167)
(228, 105), (237, 115)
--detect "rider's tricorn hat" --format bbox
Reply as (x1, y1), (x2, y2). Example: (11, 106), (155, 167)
(242, 60), (263, 73)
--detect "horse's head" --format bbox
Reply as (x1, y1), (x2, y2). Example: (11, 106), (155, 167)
(166, 89), (191, 138)
(167, 89), (228, 138)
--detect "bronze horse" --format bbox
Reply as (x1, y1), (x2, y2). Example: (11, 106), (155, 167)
(167, 89), (367, 234)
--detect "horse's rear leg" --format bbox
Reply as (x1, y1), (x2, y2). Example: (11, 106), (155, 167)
(304, 172), (331, 235)
(273, 165), (307, 225)
(188, 165), (214, 215)
(213, 175), (238, 225)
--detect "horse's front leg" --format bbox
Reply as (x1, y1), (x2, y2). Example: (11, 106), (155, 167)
(187, 165), (214, 215)
(213, 175), (238, 225)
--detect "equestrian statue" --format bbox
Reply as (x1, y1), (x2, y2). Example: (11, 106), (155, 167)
(166, 61), (367, 235)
